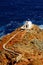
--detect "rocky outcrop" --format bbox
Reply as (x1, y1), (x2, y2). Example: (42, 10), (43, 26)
(0, 24), (43, 65)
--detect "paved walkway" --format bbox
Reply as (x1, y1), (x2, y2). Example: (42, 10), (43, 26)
(3, 31), (20, 55)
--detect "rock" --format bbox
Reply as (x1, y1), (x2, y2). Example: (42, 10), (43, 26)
(0, 24), (43, 65)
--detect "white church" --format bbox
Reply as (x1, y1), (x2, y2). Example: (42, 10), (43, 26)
(21, 20), (33, 30)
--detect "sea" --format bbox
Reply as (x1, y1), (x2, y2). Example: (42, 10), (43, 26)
(0, 0), (43, 37)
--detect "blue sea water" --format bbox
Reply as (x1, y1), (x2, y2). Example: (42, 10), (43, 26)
(0, 0), (43, 37)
